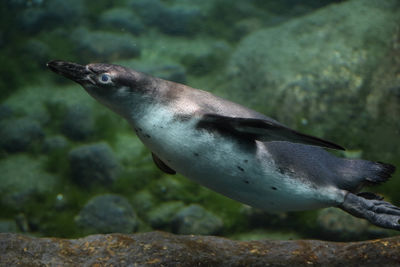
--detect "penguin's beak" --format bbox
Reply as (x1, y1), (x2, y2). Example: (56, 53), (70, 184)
(47, 60), (94, 84)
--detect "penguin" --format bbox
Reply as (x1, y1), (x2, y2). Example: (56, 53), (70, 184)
(47, 60), (399, 231)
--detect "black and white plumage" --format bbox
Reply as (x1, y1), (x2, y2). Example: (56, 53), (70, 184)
(47, 60), (399, 231)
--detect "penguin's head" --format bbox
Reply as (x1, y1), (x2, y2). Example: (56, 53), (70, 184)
(47, 60), (154, 117)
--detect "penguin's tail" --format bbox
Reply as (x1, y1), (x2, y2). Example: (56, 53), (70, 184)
(363, 161), (396, 186)
(337, 159), (396, 192)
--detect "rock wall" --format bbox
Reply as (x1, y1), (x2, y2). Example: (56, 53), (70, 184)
(1, 232), (399, 266)
(222, 0), (400, 150)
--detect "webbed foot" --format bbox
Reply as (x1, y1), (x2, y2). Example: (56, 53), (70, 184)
(340, 192), (400, 231)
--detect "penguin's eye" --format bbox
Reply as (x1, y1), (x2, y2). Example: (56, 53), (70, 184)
(99, 74), (112, 84)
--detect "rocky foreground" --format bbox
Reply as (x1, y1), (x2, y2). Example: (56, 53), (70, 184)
(0, 232), (399, 266)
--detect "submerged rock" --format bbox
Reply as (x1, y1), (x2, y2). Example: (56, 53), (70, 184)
(99, 8), (144, 35)
(0, 155), (58, 209)
(42, 135), (69, 153)
(1, 232), (400, 266)
(223, 0), (400, 143)
(130, 0), (203, 36)
(61, 104), (94, 141)
(181, 41), (230, 76)
(150, 177), (189, 201)
(171, 204), (223, 235)
(68, 142), (119, 187)
(18, 0), (85, 33)
(147, 201), (185, 228)
(131, 190), (156, 217)
(75, 194), (138, 234)
(72, 27), (140, 61)
(0, 117), (44, 152)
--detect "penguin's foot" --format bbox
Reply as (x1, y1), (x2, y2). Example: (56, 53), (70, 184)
(340, 192), (400, 231)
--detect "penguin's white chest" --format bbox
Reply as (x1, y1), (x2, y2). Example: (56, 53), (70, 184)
(131, 106), (341, 212)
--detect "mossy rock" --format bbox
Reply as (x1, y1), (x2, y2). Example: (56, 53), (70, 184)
(0, 155), (60, 209)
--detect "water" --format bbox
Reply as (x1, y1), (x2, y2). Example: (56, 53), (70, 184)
(0, 0), (399, 241)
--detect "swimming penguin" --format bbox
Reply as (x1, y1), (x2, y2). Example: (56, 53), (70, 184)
(47, 60), (400, 231)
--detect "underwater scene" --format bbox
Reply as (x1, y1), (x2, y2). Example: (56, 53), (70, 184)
(1, 0), (400, 246)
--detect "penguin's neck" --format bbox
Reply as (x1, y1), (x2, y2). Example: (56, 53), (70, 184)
(121, 81), (184, 127)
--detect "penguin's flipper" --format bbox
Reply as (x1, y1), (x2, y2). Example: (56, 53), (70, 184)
(151, 153), (176, 175)
(340, 192), (400, 231)
(199, 114), (345, 150)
